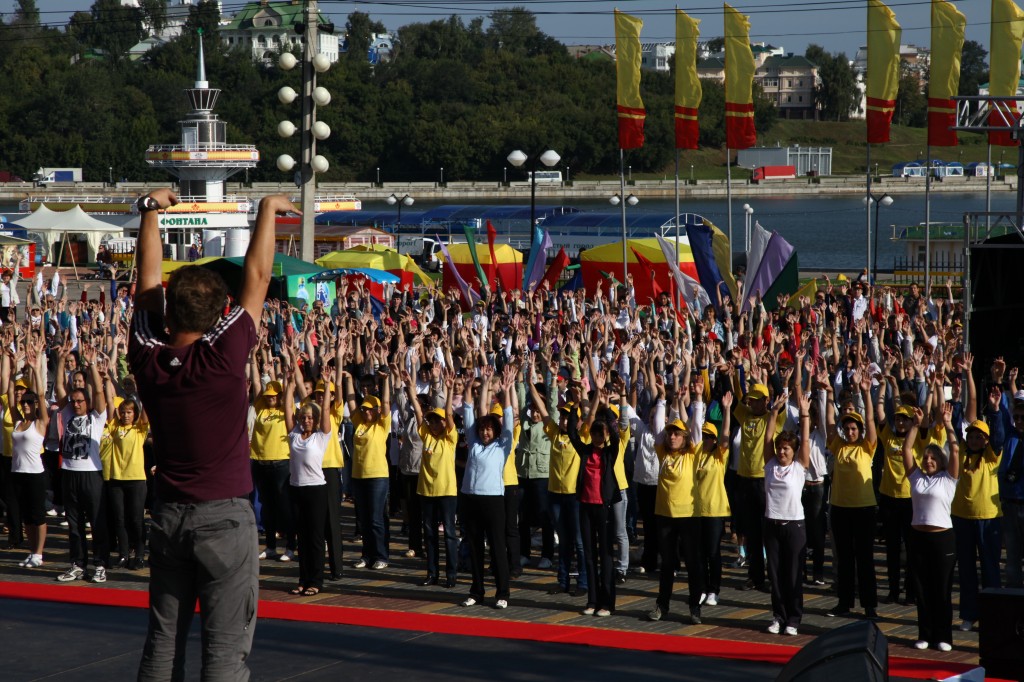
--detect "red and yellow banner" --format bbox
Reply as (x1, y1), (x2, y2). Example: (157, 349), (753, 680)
(866, 0), (902, 143)
(675, 10), (702, 150)
(615, 10), (645, 149)
(928, 0), (966, 147)
(989, 0), (1024, 147)
(724, 4), (756, 149)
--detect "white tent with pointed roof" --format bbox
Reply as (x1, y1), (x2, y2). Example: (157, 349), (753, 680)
(13, 204), (124, 264)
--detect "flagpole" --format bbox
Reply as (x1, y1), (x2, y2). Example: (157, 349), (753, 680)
(866, 143), (872, 279)
(674, 148), (681, 341)
(924, 143), (932, 297)
(726, 145), (733, 261)
(986, 143), (992, 232)
(620, 148), (628, 286)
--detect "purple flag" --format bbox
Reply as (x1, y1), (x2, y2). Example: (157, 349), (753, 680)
(745, 231), (795, 307)
(525, 229), (552, 292)
(439, 241), (480, 305)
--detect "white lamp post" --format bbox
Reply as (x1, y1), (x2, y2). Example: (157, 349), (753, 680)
(863, 193), (894, 283)
(609, 193), (639, 283)
(386, 193), (414, 225)
(507, 149), (561, 231)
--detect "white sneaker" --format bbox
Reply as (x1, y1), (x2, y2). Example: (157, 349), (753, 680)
(371, 560), (388, 570)
(46, 508), (58, 517)
(582, 606), (595, 616)
(25, 555), (44, 568)
(278, 550), (294, 562)
(494, 599), (508, 609)
(937, 642), (952, 652)
(595, 609), (611, 617)
(353, 558), (368, 569)
(91, 566), (107, 583)
(767, 619), (781, 635)
(704, 592), (718, 606)
(913, 640), (929, 650)
(57, 565), (84, 582)
(959, 620), (974, 632)
(259, 549), (276, 560)
(18, 554), (32, 568)
(460, 597), (477, 607)
(784, 626), (799, 636)
(537, 557), (553, 569)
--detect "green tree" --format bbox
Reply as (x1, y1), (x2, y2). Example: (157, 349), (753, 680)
(344, 11), (387, 62)
(14, 0), (40, 26)
(184, 0), (220, 37)
(959, 39), (988, 96)
(140, 0), (168, 34)
(895, 60), (927, 127)
(808, 45), (859, 121)
(88, 0), (144, 59)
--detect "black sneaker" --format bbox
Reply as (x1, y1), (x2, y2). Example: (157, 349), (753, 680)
(615, 570), (627, 585)
(419, 576), (438, 587)
(689, 608), (703, 625)
(863, 608), (879, 620)
(826, 605), (852, 618)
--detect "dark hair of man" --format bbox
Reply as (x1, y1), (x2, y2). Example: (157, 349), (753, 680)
(165, 266), (229, 334)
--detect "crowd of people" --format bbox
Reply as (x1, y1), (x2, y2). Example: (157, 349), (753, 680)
(0, 200), (1022, 660)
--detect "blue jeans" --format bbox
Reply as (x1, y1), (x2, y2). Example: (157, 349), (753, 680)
(138, 498), (258, 682)
(352, 477), (389, 562)
(1002, 500), (1024, 588)
(952, 515), (1002, 621)
(549, 492), (587, 591)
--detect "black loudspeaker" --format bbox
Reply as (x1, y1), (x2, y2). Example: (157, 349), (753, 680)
(967, 233), (1024, 371)
(775, 620), (887, 682)
(979, 587), (1024, 682)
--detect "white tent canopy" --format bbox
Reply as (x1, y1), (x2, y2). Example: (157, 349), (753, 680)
(15, 204), (125, 263)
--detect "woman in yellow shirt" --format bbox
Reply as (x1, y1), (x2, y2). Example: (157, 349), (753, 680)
(695, 391), (733, 608)
(404, 367), (458, 588)
(103, 375), (150, 570)
(250, 380), (295, 561)
(825, 372), (878, 619)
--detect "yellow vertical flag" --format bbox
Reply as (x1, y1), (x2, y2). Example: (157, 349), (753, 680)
(675, 10), (701, 149)
(928, 0), (966, 146)
(724, 4), (756, 149)
(615, 10), (645, 149)
(866, 0), (902, 143)
(989, 0), (1024, 146)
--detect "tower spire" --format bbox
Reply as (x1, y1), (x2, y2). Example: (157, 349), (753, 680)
(195, 28), (208, 89)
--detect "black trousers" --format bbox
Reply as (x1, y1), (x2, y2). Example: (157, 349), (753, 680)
(580, 502), (616, 611)
(637, 483), (659, 572)
(401, 473), (423, 555)
(764, 518), (807, 627)
(107, 479), (147, 558)
(292, 484), (327, 590)
(518, 477), (554, 562)
(463, 494), (509, 600)
(738, 476), (767, 585)
(909, 528), (956, 645)
(252, 460), (295, 552)
(421, 495), (458, 580)
(879, 494), (914, 600)
(323, 467), (344, 578)
(1, 455), (22, 545)
(801, 483), (828, 581)
(657, 516), (704, 611)
(63, 469), (109, 568)
(831, 505), (878, 609)
(699, 517), (726, 594)
(504, 484), (521, 576)
(43, 450), (62, 509)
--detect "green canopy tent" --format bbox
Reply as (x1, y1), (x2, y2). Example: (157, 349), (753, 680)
(198, 254), (334, 307)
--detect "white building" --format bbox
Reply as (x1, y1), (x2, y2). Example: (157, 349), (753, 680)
(640, 43), (675, 72)
(220, 0), (339, 64)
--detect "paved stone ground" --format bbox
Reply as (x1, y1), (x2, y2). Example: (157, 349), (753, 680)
(0, 499), (980, 670)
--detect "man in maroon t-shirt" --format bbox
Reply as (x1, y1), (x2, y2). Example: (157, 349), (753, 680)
(132, 188), (296, 682)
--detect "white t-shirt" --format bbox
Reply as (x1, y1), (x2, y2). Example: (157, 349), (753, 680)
(909, 469), (957, 529)
(60, 407), (107, 472)
(288, 429), (329, 487)
(765, 459), (806, 521)
(12, 424), (45, 474)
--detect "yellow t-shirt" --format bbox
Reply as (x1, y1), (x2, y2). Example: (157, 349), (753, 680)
(694, 444), (731, 517)
(655, 444), (698, 518)
(302, 398), (345, 469)
(546, 421), (579, 494)
(579, 421), (631, 490)
(734, 403), (787, 478)
(351, 411), (392, 479)
(829, 436), (878, 508)
(103, 420), (149, 481)
(503, 423), (523, 486)
(250, 408), (289, 462)
(878, 424), (946, 498)
(2, 394), (14, 458)
(418, 422), (458, 497)
(952, 447), (1002, 520)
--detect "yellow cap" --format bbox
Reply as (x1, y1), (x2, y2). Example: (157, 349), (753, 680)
(841, 412), (864, 427)
(836, 273), (849, 282)
(262, 381), (282, 397)
(605, 404), (620, 419)
(490, 403), (505, 419)
(427, 407), (447, 420)
(702, 423), (718, 439)
(895, 405), (915, 419)
(966, 419), (990, 437)
(314, 380), (336, 394)
(14, 378), (29, 390)
(747, 384), (769, 401)
(666, 418), (688, 433)
(360, 395), (381, 410)
(558, 402), (579, 416)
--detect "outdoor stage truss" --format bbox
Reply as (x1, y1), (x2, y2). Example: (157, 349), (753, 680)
(959, 210), (1024, 353)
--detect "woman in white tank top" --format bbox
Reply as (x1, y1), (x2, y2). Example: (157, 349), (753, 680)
(762, 391), (812, 636)
(8, 343), (50, 569)
(902, 404), (959, 652)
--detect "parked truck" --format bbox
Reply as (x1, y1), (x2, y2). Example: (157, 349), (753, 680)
(34, 167), (83, 184)
(752, 165), (796, 181)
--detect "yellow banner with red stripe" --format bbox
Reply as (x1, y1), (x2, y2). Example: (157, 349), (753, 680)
(927, 0), (965, 147)
(675, 10), (702, 150)
(866, 0), (902, 143)
(724, 4), (756, 149)
(989, 0), (1024, 147)
(615, 10), (645, 149)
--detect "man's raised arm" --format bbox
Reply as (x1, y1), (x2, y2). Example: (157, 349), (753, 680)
(240, 195), (298, 324)
(135, 189), (180, 313)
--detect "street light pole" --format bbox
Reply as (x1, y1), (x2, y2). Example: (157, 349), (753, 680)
(376, 166), (380, 185)
(864, 192), (894, 283)
(507, 148), (561, 233)
(440, 167), (444, 185)
(387, 193), (414, 225)
(609, 192), (639, 284)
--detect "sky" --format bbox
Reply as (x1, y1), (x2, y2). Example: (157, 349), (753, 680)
(4, 0), (1003, 60)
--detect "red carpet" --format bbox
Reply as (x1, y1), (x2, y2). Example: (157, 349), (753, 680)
(0, 581), (988, 680)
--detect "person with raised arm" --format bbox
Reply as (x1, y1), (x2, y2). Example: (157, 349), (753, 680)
(903, 404), (959, 652)
(132, 189), (297, 681)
